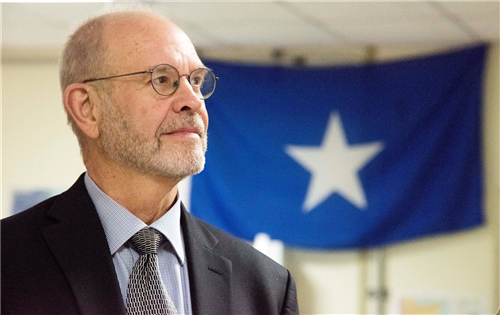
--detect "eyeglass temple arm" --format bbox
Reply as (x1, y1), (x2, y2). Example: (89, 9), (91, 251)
(82, 70), (151, 83)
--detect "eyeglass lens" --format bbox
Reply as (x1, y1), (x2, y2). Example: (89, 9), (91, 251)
(151, 64), (216, 100)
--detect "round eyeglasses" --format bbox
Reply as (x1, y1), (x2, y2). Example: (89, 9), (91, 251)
(82, 64), (218, 100)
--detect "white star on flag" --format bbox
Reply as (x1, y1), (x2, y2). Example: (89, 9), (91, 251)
(286, 112), (384, 212)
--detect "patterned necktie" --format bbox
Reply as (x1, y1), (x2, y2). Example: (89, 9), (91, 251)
(126, 228), (178, 315)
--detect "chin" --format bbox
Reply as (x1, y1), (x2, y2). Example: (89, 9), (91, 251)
(157, 155), (206, 179)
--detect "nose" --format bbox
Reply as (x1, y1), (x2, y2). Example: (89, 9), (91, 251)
(171, 76), (204, 113)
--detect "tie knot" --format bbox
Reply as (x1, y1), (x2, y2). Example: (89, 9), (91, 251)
(129, 228), (165, 255)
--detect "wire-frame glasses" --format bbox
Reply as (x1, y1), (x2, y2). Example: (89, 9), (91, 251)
(83, 64), (218, 100)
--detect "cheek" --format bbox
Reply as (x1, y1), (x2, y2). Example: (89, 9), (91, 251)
(139, 104), (149, 117)
(131, 99), (169, 135)
(116, 106), (159, 140)
(112, 87), (171, 137)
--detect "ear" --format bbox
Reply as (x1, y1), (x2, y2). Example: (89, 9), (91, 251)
(63, 83), (100, 139)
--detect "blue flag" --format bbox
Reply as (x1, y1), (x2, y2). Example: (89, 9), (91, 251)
(191, 45), (486, 249)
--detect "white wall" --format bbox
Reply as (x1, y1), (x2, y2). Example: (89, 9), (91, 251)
(2, 61), (85, 214)
(2, 45), (498, 314)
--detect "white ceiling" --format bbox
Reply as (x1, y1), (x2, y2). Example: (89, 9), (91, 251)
(2, 1), (499, 64)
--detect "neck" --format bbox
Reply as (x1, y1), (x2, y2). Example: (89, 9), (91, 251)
(86, 159), (181, 225)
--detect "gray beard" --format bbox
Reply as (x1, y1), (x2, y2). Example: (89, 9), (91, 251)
(98, 101), (207, 179)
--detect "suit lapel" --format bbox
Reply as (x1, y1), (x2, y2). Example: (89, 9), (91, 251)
(42, 175), (125, 315)
(181, 206), (232, 314)
(42, 175), (232, 314)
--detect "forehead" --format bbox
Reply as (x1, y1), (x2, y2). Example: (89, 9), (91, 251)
(103, 13), (202, 71)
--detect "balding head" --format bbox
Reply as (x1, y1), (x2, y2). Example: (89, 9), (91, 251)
(59, 6), (194, 151)
(60, 6), (177, 91)
(100, 11), (196, 77)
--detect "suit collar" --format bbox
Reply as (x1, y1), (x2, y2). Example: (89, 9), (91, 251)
(181, 206), (233, 314)
(43, 174), (126, 315)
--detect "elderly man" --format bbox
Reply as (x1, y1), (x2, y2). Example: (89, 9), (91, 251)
(1, 7), (299, 315)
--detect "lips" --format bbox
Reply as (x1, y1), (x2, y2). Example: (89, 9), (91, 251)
(159, 123), (205, 139)
(166, 126), (202, 137)
(157, 115), (206, 139)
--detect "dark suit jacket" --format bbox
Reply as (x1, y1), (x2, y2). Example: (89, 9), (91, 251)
(1, 174), (298, 314)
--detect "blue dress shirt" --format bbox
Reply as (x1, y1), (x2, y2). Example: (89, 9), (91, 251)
(84, 174), (192, 314)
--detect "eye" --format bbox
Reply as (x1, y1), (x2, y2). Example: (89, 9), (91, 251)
(190, 75), (204, 87)
(153, 75), (170, 85)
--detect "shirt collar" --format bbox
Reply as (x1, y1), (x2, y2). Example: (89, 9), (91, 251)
(84, 173), (186, 264)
